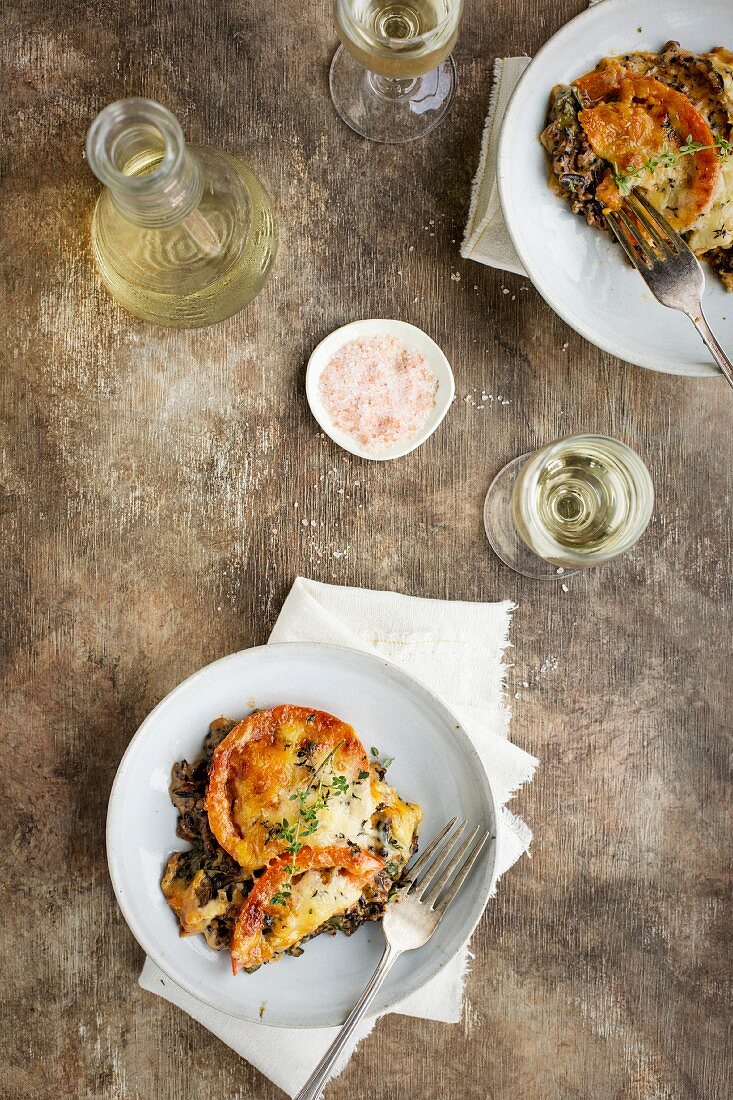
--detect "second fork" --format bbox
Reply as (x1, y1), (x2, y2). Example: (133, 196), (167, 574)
(606, 190), (733, 387)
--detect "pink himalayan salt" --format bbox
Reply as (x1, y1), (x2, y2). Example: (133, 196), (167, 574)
(319, 335), (437, 454)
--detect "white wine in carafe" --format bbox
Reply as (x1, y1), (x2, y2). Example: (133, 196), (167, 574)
(86, 99), (278, 328)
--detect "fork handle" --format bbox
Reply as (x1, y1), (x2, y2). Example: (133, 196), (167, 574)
(690, 308), (733, 389)
(294, 943), (401, 1100)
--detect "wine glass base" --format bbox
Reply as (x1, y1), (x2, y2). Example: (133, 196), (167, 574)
(483, 455), (580, 580)
(329, 45), (456, 144)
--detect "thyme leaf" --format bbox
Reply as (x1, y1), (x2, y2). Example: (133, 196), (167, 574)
(370, 745), (395, 770)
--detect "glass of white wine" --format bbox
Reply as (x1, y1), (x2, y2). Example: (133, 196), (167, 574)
(330, 0), (464, 143)
(483, 435), (655, 579)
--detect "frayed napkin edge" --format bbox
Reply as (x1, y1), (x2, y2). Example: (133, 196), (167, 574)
(462, 56), (506, 255)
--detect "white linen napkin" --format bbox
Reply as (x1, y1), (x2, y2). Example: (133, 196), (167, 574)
(461, 0), (602, 275)
(140, 577), (538, 1097)
(461, 56), (531, 275)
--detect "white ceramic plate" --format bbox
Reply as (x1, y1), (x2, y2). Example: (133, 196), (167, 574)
(107, 642), (498, 1027)
(305, 318), (455, 459)
(497, 0), (733, 376)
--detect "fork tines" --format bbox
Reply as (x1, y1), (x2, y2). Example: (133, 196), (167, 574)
(402, 819), (490, 914)
(606, 190), (686, 270)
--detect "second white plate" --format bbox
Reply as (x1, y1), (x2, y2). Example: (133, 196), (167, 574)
(497, 0), (733, 376)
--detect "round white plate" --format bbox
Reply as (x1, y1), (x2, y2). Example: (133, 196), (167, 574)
(305, 318), (455, 459)
(107, 642), (498, 1027)
(497, 0), (733, 376)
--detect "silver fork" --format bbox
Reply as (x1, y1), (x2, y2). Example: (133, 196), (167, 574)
(606, 190), (733, 387)
(294, 819), (490, 1100)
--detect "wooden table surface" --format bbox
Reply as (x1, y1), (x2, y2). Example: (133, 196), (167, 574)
(2, 1), (731, 1097)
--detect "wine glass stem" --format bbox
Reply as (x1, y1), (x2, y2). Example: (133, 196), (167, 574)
(368, 72), (417, 100)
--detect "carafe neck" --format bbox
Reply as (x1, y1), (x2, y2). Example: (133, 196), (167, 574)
(86, 98), (203, 228)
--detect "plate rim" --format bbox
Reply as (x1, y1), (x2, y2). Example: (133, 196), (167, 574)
(496, 0), (729, 378)
(106, 640), (500, 1027)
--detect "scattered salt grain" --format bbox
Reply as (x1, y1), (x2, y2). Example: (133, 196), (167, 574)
(561, 583), (569, 592)
(463, 388), (512, 410)
(319, 335), (437, 454)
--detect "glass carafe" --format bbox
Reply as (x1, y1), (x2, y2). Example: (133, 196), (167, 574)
(86, 99), (278, 328)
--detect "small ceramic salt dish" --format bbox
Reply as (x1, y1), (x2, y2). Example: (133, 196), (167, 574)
(305, 318), (455, 461)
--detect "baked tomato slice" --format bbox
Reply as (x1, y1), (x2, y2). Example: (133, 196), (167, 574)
(205, 705), (373, 876)
(573, 60), (719, 226)
(230, 845), (384, 973)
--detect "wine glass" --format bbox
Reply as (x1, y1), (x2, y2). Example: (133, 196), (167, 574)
(483, 434), (655, 579)
(330, 0), (464, 143)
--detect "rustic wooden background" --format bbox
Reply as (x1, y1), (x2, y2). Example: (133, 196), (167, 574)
(2, 0), (731, 1097)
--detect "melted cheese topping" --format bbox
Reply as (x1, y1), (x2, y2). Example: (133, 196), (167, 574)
(372, 776), (422, 866)
(161, 857), (245, 949)
(230, 845), (384, 972)
(579, 101), (666, 169)
(207, 706), (375, 874)
(207, 705), (421, 876)
(688, 156), (733, 253)
(268, 868), (365, 951)
(576, 63), (720, 228)
(565, 50), (733, 271)
(204, 705), (423, 970)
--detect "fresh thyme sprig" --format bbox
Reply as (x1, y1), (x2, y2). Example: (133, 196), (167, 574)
(611, 134), (733, 197)
(269, 741), (351, 907)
